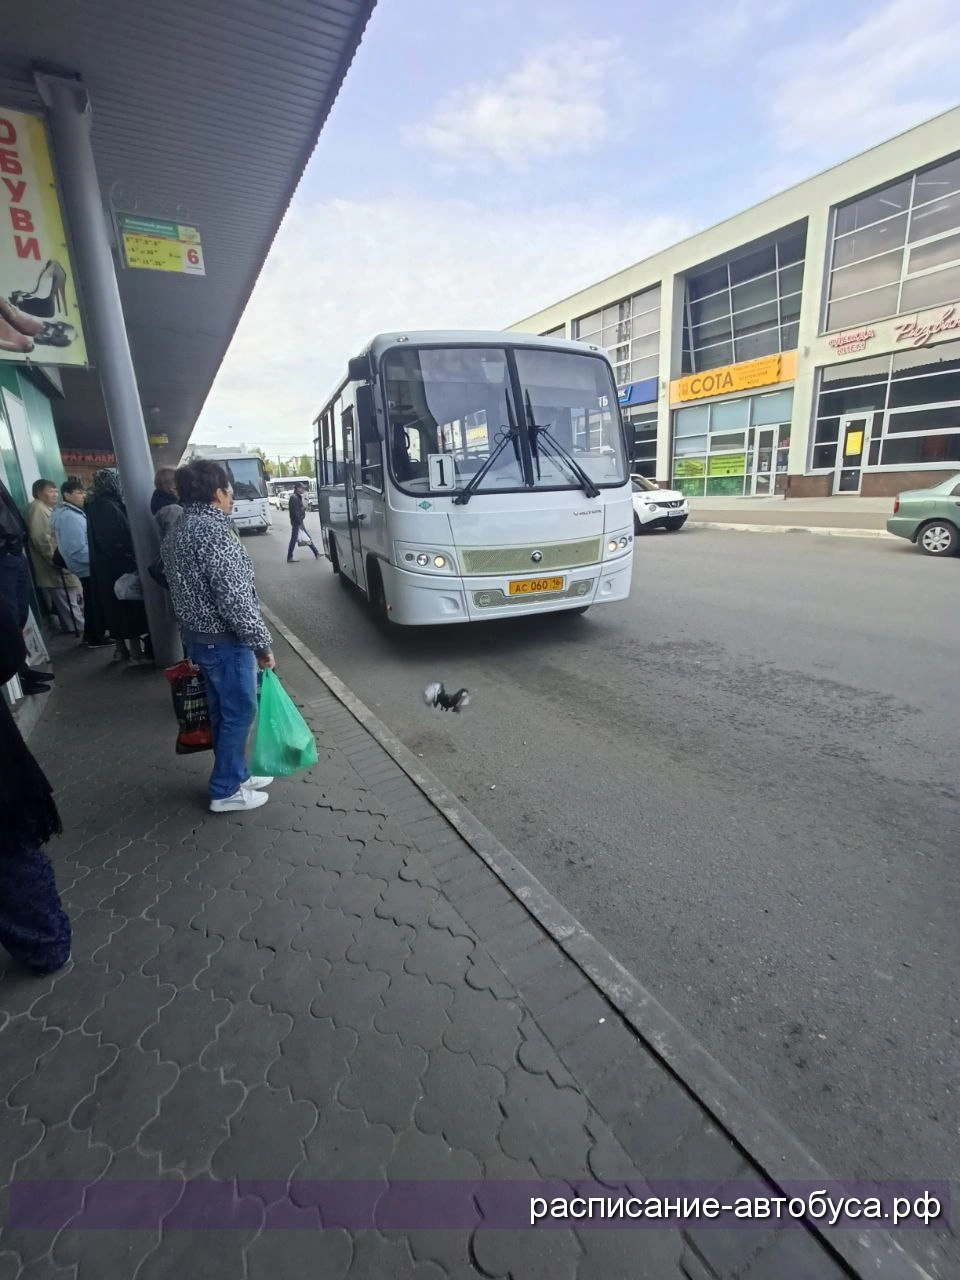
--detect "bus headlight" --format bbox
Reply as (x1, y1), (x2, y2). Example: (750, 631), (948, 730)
(396, 543), (458, 573)
(608, 540), (618, 553)
(604, 530), (633, 559)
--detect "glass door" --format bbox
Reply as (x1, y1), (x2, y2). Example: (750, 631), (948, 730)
(751, 427), (777, 495)
(833, 415), (869, 494)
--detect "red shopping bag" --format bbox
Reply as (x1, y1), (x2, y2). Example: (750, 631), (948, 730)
(164, 659), (214, 754)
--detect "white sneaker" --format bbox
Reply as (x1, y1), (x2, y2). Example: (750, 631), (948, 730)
(210, 786), (269, 813)
(246, 775), (274, 789)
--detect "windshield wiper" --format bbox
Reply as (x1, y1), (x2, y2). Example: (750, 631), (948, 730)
(524, 391), (600, 498)
(452, 393), (521, 505)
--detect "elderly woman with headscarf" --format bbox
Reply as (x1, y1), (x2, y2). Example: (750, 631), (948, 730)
(85, 468), (150, 663)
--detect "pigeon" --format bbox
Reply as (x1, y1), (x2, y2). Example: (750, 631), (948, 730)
(424, 682), (470, 713)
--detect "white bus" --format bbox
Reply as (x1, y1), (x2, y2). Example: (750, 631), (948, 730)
(268, 476), (318, 510)
(190, 449), (270, 532)
(313, 331), (634, 625)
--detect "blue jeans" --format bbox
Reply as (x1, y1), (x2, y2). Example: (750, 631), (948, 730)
(287, 522), (317, 560)
(185, 637), (258, 799)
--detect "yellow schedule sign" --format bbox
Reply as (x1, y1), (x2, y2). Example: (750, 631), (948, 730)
(671, 351), (796, 403)
(119, 215), (205, 275)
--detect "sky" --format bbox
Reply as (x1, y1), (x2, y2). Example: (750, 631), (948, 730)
(191, 0), (960, 458)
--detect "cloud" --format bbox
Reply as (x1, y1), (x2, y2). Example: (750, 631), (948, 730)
(194, 196), (691, 452)
(410, 39), (620, 169)
(768, 0), (960, 157)
(673, 0), (795, 64)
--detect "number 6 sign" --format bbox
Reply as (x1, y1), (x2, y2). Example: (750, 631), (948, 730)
(183, 244), (205, 276)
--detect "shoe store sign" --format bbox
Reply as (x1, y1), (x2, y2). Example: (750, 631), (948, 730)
(0, 108), (88, 367)
(118, 214), (205, 276)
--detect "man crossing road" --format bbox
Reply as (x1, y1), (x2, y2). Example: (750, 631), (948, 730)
(286, 483), (320, 563)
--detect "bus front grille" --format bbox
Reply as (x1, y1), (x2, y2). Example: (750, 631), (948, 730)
(460, 538), (601, 575)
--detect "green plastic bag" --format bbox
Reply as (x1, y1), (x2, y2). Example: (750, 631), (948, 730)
(250, 669), (319, 777)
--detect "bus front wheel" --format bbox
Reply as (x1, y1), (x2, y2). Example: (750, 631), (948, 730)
(367, 560), (393, 626)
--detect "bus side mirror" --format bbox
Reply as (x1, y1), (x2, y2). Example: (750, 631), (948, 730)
(347, 355), (370, 382)
(356, 383), (379, 444)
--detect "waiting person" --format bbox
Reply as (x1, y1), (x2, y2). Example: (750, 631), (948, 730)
(26, 477), (83, 634)
(162, 459), (276, 814)
(151, 465), (180, 516)
(0, 593), (71, 974)
(50, 478), (110, 648)
(85, 468), (150, 664)
(0, 480), (53, 696)
(286, 482), (320, 562)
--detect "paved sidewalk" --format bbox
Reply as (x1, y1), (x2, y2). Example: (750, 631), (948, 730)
(0, 635), (904, 1280)
(688, 495), (890, 532)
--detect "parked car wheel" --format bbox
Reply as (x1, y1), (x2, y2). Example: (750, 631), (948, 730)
(917, 520), (959, 557)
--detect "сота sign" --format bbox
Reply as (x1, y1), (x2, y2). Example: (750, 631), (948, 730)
(670, 352), (797, 404)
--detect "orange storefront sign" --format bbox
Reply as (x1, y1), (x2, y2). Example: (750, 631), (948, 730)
(670, 351), (797, 404)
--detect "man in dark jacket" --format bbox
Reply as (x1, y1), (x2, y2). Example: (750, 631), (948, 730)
(286, 483), (320, 563)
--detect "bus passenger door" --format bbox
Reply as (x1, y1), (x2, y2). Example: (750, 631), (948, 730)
(342, 406), (367, 592)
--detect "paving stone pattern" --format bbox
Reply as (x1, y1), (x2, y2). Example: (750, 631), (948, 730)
(0, 644), (854, 1279)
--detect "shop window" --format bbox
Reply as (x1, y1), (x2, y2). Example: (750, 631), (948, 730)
(629, 355), (658, 383)
(914, 155), (960, 203)
(735, 329), (780, 362)
(900, 264), (960, 313)
(821, 357), (890, 384)
(868, 439), (881, 466)
(710, 398), (750, 431)
(675, 406), (709, 435)
(827, 157), (960, 329)
(694, 340), (734, 370)
(881, 434), (960, 466)
(908, 191), (960, 243)
(886, 404), (960, 434)
(814, 418), (840, 443)
(684, 227), (806, 373)
(730, 244), (776, 284)
(832, 215), (908, 269)
(826, 285), (899, 331)
(907, 231), (960, 275)
(710, 431), (745, 451)
(813, 443), (838, 468)
(830, 249), (903, 301)
(675, 434), (708, 456)
(888, 364), (960, 409)
(835, 179), (912, 235)
(818, 384), (886, 418)
(751, 389), (794, 425)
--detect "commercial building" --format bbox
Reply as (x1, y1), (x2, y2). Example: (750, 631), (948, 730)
(512, 109), (960, 499)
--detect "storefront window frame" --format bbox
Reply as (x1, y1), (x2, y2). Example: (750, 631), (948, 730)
(808, 344), (960, 473)
(823, 153), (960, 333)
(682, 227), (806, 374)
(573, 284), (661, 391)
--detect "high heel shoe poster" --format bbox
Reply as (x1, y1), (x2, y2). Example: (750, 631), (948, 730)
(0, 108), (87, 367)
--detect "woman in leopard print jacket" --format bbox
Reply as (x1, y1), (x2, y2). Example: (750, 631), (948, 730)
(162, 460), (276, 814)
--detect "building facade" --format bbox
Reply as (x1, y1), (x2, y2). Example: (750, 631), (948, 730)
(511, 109), (960, 499)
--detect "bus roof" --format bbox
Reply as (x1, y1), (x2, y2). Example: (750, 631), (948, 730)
(359, 330), (601, 361)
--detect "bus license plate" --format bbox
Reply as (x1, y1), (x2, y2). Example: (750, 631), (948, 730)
(508, 576), (565, 596)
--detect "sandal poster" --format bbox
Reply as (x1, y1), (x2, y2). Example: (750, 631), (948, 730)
(0, 107), (87, 367)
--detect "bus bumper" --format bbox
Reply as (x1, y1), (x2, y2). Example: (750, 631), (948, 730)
(380, 558), (632, 625)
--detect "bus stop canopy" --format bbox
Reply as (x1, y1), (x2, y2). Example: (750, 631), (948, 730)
(0, 0), (375, 464)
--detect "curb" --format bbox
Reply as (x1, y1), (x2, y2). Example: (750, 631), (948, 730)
(691, 521), (893, 539)
(261, 602), (933, 1280)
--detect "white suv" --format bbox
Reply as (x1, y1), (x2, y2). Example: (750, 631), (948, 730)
(631, 474), (689, 533)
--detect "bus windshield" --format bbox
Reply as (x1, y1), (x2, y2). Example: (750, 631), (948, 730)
(222, 457), (266, 501)
(383, 345), (625, 496)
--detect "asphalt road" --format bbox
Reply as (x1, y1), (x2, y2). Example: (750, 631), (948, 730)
(247, 524), (960, 1196)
